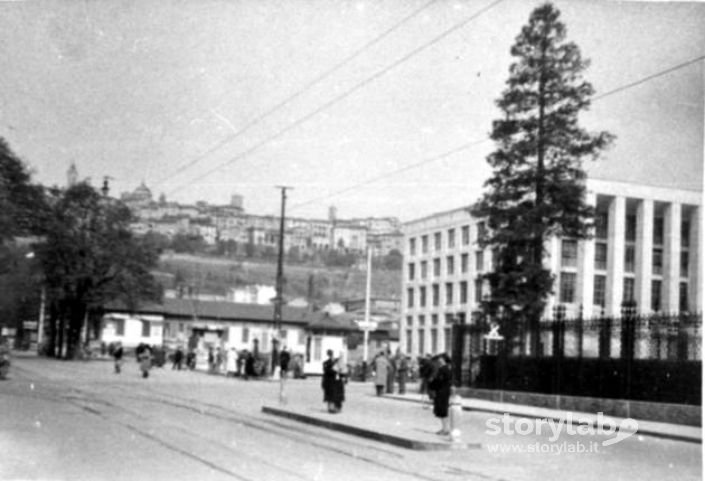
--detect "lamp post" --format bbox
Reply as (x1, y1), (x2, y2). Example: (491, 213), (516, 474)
(25, 252), (46, 353)
(271, 186), (291, 380)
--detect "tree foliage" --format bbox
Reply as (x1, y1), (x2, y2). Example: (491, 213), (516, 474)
(471, 3), (613, 352)
(36, 182), (162, 358)
(0, 138), (47, 244)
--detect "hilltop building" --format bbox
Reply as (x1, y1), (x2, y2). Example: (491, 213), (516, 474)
(118, 184), (402, 255)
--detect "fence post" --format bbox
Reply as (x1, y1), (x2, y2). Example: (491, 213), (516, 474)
(451, 314), (466, 386)
(676, 312), (690, 361)
(620, 300), (637, 399)
(598, 308), (611, 359)
(577, 304), (584, 358)
(552, 305), (566, 395)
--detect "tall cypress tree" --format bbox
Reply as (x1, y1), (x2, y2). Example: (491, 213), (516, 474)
(472, 3), (613, 355)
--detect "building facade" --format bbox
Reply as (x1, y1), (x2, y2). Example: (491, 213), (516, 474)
(400, 178), (702, 357)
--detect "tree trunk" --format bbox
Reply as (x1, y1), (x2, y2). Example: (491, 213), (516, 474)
(57, 313), (65, 359)
(65, 300), (86, 360)
(45, 301), (58, 357)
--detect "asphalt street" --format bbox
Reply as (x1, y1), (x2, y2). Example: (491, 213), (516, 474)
(0, 354), (700, 481)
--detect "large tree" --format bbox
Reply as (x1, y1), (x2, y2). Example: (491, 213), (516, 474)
(0, 138), (47, 245)
(0, 138), (48, 341)
(472, 3), (613, 355)
(36, 182), (162, 359)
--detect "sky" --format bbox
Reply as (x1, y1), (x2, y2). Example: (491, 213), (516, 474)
(0, 0), (702, 222)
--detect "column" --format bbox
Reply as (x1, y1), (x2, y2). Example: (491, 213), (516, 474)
(691, 207), (701, 313)
(545, 236), (561, 318)
(606, 196), (625, 317)
(665, 202), (681, 313)
(636, 198), (654, 315)
(579, 191), (597, 318)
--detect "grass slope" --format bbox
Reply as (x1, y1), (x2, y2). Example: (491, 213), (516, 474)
(156, 253), (402, 305)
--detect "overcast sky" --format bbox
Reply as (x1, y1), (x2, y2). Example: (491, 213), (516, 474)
(1, 0), (702, 221)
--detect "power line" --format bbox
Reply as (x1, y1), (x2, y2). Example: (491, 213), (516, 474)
(154, 0), (440, 187)
(289, 139), (490, 212)
(163, 0), (507, 196)
(592, 54), (705, 102)
(287, 54), (704, 211)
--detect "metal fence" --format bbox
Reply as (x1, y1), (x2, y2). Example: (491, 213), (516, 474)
(453, 309), (702, 405)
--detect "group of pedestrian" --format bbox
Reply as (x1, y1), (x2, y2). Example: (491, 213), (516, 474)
(371, 348), (411, 396)
(111, 341), (152, 378)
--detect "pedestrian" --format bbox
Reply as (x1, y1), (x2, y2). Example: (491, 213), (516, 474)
(207, 347), (215, 374)
(397, 353), (409, 395)
(186, 349), (196, 370)
(428, 353), (453, 435)
(138, 345), (153, 379)
(215, 346), (224, 374)
(373, 351), (389, 396)
(112, 341), (124, 374)
(172, 346), (184, 370)
(244, 351), (255, 380)
(226, 347), (238, 377)
(386, 348), (396, 394)
(420, 354), (437, 408)
(279, 346), (291, 404)
(321, 350), (346, 413)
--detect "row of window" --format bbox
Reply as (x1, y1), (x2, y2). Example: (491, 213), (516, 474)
(559, 272), (690, 312)
(407, 251), (484, 280)
(601, 211), (691, 248)
(408, 223), (486, 256)
(111, 319), (153, 337)
(404, 326), (452, 356)
(561, 240), (690, 278)
(406, 280), (484, 308)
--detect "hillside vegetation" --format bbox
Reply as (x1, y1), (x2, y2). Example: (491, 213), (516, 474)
(156, 253), (402, 305)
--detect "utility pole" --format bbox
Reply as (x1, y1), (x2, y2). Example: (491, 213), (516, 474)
(362, 247), (373, 380)
(272, 186), (291, 379)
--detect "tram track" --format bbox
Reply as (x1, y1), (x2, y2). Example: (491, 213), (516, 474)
(10, 362), (459, 481)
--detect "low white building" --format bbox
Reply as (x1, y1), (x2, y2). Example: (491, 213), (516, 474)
(101, 298), (345, 376)
(101, 313), (164, 348)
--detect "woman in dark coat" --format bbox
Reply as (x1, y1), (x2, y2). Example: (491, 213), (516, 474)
(428, 353), (452, 435)
(321, 350), (346, 413)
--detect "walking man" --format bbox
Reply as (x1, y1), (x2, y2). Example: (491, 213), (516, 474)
(279, 346), (291, 404)
(373, 351), (389, 396)
(397, 352), (409, 395)
(113, 341), (124, 374)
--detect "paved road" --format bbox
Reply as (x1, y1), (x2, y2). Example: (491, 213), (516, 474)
(0, 354), (700, 481)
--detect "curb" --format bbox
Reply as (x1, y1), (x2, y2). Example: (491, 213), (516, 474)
(387, 395), (702, 444)
(261, 405), (481, 451)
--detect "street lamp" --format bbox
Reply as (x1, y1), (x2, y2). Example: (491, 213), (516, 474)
(25, 252), (46, 353)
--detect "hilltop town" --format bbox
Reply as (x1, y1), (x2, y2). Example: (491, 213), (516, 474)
(118, 177), (404, 259)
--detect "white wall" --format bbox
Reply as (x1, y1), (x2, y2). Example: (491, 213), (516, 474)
(303, 334), (347, 375)
(102, 313), (164, 348)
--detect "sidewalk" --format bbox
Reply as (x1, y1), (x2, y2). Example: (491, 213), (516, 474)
(387, 392), (702, 444)
(262, 382), (701, 450)
(262, 383), (482, 451)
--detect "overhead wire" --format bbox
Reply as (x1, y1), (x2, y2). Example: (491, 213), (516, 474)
(153, 0), (441, 187)
(162, 0), (507, 196)
(288, 54), (705, 211)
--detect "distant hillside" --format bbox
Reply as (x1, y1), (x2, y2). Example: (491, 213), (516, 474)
(155, 253), (402, 305)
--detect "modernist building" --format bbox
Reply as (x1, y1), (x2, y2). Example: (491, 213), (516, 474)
(400, 178), (702, 357)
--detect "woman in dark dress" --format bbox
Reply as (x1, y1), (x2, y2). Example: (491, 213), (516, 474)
(321, 350), (346, 413)
(429, 353), (452, 435)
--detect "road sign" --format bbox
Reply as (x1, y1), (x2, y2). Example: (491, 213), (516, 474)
(356, 321), (378, 331)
